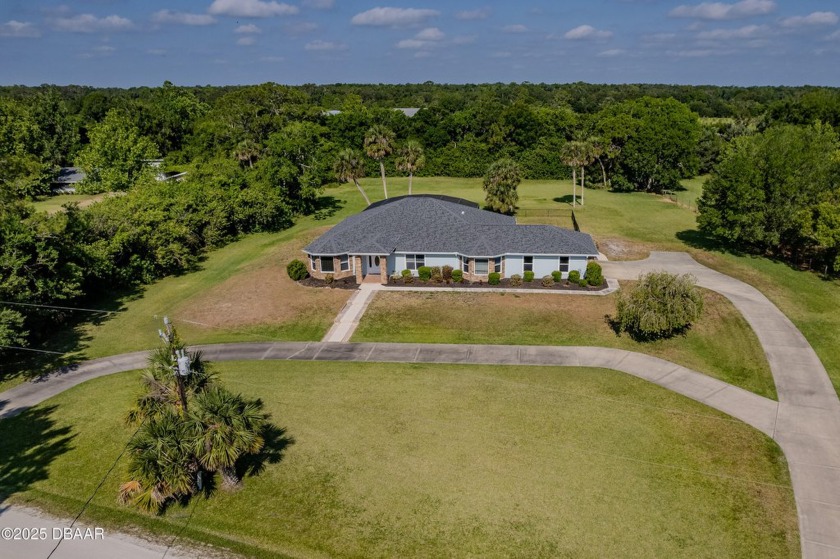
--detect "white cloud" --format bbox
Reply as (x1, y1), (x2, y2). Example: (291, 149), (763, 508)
(564, 24), (612, 40)
(235, 24), (262, 34)
(456, 8), (491, 21)
(415, 27), (444, 41)
(697, 24), (767, 39)
(396, 26), (445, 49)
(208, 0), (299, 18)
(237, 36), (257, 45)
(780, 12), (839, 28)
(503, 24), (528, 33)
(151, 10), (215, 26)
(305, 39), (347, 51)
(598, 48), (625, 57)
(0, 20), (40, 38)
(669, 0), (775, 20)
(351, 7), (440, 27)
(303, 0), (334, 9)
(828, 29), (840, 41)
(50, 14), (133, 33)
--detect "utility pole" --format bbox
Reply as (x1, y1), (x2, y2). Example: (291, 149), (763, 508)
(159, 316), (192, 414)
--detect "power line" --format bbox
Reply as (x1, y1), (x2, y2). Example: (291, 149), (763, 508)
(0, 300), (121, 314)
(0, 345), (65, 355)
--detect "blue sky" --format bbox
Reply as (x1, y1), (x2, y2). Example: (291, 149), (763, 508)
(1, 0), (839, 86)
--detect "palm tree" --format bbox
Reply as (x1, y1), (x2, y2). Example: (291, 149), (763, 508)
(364, 125), (395, 199)
(483, 158), (522, 215)
(395, 140), (425, 195)
(189, 387), (268, 489)
(578, 140), (598, 207)
(560, 141), (586, 207)
(234, 139), (259, 168)
(119, 409), (198, 514)
(334, 148), (370, 206)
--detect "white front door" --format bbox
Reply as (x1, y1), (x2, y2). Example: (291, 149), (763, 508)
(367, 255), (381, 275)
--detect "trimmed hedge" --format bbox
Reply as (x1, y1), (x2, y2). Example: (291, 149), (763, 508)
(488, 272), (501, 285)
(551, 270), (563, 283)
(585, 261), (603, 286)
(568, 270), (581, 284)
(418, 266), (432, 281)
(451, 269), (463, 283)
(524, 270), (535, 282)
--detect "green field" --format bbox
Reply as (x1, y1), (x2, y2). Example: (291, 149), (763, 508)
(353, 287), (776, 399)
(1, 361), (799, 559)
(31, 193), (110, 213)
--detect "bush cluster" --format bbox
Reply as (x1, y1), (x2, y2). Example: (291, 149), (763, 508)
(615, 272), (704, 340)
(286, 259), (308, 281)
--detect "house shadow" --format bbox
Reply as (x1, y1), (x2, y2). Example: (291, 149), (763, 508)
(675, 229), (746, 257)
(0, 405), (76, 510)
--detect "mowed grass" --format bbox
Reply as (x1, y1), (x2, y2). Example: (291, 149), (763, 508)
(1, 361), (798, 559)
(353, 287), (776, 399)
(32, 193), (111, 213)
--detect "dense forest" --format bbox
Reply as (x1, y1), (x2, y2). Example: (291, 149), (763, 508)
(1, 82), (839, 352)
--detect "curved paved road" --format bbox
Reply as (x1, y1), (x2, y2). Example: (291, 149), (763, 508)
(1, 252), (839, 558)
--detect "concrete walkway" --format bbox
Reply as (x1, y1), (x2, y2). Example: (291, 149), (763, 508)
(321, 283), (381, 343)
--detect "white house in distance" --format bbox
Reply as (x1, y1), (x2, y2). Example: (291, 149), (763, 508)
(303, 195), (599, 284)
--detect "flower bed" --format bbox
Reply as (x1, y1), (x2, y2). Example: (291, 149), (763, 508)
(298, 276), (359, 289)
(385, 276), (607, 291)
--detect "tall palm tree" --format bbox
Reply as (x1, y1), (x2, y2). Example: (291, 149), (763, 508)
(560, 141), (586, 208)
(395, 140), (425, 195)
(334, 148), (370, 206)
(483, 158), (522, 215)
(364, 125), (395, 199)
(189, 387), (268, 489)
(578, 140), (598, 207)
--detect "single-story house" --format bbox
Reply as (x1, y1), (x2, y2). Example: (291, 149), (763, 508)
(303, 195), (599, 284)
(51, 167), (85, 194)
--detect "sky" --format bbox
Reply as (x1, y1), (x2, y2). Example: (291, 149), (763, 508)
(1, 0), (839, 87)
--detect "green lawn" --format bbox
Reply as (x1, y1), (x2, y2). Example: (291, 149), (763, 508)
(32, 193), (110, 213)
(353, 287), (776, 399)
(1, 361), (799, 559)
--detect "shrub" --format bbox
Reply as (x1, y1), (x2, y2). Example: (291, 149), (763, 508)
(404, 274), (415, 284)
(585, 261), (603, 286)
(418, 266), (432, 281)
(541, 275), (554, 287)
(442, 265), (453, 281)
(509, 274), (522, 287)
(488, 272), (501, 285)
(616, 272), (704, 341)
(568, 270), (581, 284)
(401, 269), (412, 279)
(324, 274), (334, 285)
(523, 270), (535, 282)
(430, 266), (441, 278)
(578, 276), (589, 287)
(451, 269), (463, 283)
(551, 270), (563, 283)
(286, 259), (308, 281)
(431, 272), (443, 283)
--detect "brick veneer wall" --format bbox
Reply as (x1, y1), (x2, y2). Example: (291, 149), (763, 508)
(307, 255), (355, 281)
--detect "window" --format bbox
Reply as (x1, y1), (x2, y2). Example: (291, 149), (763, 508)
(493, 257), (502, 273)
(474, 259), (489, 275)
(559, 256), (569, 272)
(320, 256), (334, 273)
(309, 255), (316, 271)
(340, 254), (350, 272)
(406, 254), (425, 270)
(523, 256), (533, 272)
(462, 257), (469, 272)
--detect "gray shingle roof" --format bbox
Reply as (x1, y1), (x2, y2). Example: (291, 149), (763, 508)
(53, 167), (85, 184)
(304, 195), (598, 257)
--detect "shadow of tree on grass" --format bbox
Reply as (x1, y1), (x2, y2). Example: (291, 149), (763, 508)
(0, 405), (75, 511)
